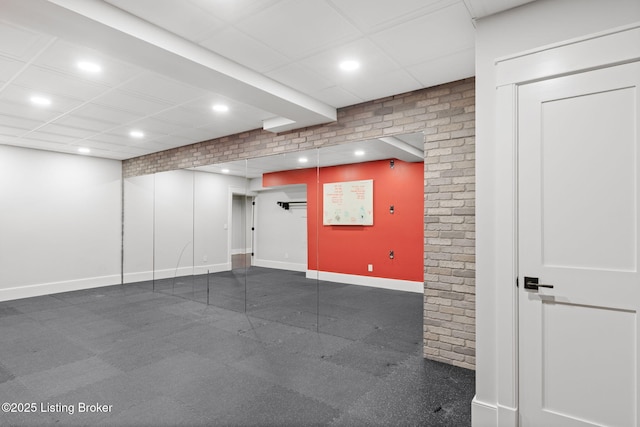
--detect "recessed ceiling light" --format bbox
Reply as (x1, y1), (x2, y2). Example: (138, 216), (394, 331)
(30, 96), (51, 106)
(339, 60), (360, 71)
(77, 147), (91, 154)
(298, 157), (308, 164)
(221, 168), (230, 174)
(129, 130), (144, 139)
(77, 61), (101, 73)
(212, 104), (229, 113)
(354, 150), (365, 156)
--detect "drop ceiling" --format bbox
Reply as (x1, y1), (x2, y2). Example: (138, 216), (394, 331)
(0, 0), (533, 161)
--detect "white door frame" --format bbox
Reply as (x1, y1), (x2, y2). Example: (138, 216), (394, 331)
(489, 23), (640, 427)
(227, 186), (256, 268)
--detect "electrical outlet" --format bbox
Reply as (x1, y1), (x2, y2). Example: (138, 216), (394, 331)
(368, 264), (373, 272)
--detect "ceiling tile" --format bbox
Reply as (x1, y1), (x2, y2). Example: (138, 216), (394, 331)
(0, 84), (86, 115)
(0, 125), (27, 137)
(199, 26), (291, 73)
(370, 2), (475, 66)
(296, 37), (400, 87)
(125, 117), (189, 136)
(53, 115), (117, 133)
(340, 68), (421, 102)
(144, 135), (197, 149)
(407, 48), (475, 87)
(265, 63), (332, 95)
(0, 56), (26, 83)
(32, 39), (144, 87)
(117, 73), (205, 105)
(104, 0), (226, 42)
(152, 106), (213, 128)
(26, 131), (79, 145)
(0, 112), (43, 130)
(72, 103), (143, 126)
(0, 20), (50, 61)
(190, 0), (281, 22)
(36, 123), (97, 139)
(236, 0), (361, 59)
(172, 127), (220, 142)
(330, 0), (448, 32)
(91, 90), (172, 116)
(13, 65), (111, 100)
(5, 137), (68, 152)
(308, 86), (363, 109)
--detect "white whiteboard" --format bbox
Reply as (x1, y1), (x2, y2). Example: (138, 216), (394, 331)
(323, 179), (373, 225)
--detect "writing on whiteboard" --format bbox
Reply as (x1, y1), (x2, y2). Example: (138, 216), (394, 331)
(323, 179), (373, 225)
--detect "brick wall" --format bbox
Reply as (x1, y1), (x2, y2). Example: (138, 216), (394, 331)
(122, 78), (476, 370)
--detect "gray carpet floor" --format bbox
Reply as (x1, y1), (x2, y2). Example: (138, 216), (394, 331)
(0, 267), (474, 426)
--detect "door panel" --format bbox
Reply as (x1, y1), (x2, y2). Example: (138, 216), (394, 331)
(519, 62), (640, 427)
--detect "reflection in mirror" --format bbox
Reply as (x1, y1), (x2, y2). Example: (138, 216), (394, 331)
(314, 133), (425, 342)
(243, 150), (319, 330)
(189, 161), (249, 311)
(123, 132), (424, 342)
(151, 169), (197, 300)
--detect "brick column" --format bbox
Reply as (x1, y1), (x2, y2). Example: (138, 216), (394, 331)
(423, 81), (476, 369)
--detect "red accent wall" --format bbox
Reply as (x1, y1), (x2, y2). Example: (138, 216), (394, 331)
(263, 159), (423, 282)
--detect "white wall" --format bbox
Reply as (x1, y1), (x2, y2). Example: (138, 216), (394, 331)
(0, 145), (122, 300)
(474, 0), (640, 425)
(253, 186), (307, 272)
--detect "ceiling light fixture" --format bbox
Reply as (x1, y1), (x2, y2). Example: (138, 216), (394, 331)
(30, 96), (51, 106)
(354, 150), (365, 156)
(77, 61), (102, 73)
(339, 60), (360, 71)
(77, 147), (91, 154)
(298, 157), (308, 164)
(212, 104), (229, 113)
(129, 130), (144, 139)
(221, 168), (230, 174)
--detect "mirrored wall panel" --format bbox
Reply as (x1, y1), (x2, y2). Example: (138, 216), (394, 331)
(123, 132), (424, 340)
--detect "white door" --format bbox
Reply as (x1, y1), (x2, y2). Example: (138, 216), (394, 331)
(518, 62), (640, 426)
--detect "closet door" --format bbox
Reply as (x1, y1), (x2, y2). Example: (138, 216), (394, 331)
(518, 62), (640, 427)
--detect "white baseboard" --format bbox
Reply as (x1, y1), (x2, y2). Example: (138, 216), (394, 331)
(253, 259), (307, 272)
(306, 270), (423, 293)
(231, 248), (252, 255)
(194, 263), (231, 275)
(0, 274), (122, 302)
(151, 267), (196, 280)
(472, 396), (498, 427)
(125, 264), (232, 283)
(123, 270), (153, 284)
(497, 404), (518, 427)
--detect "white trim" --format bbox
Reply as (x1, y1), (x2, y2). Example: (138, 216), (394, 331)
(472, 397), (497, 427)
(491, 22), (640, 427)
(0, 274), (121, 302)
(194, 263), (231, 275)
(495, 84), (519, 418)
(231, 248), (252, 255)
(123, 270), (154, 283)
(151, 266), (194, 280)
(497, 404), (518, 427)
(496, 24), (640, 86)
(253, 258), (306, 272)
(307, 270), (423, 293)
(228, 186), (250, 268)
